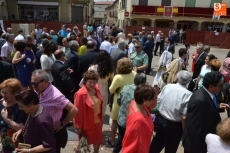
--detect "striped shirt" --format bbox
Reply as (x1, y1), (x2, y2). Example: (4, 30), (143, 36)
(39, 84), (69, 124)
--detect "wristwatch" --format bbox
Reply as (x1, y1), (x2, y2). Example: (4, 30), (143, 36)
(61, 121), (65, 127)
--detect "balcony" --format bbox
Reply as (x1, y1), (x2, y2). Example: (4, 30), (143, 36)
(70, 0), (90, 4)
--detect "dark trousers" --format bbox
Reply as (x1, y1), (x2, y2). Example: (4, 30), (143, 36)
(154, 42), (161, 55)
(160, 43), (164, 55)
(149, 115), (183, 153)
(113, 124), (126, 153)
(187, 79), (195, 91)
(146, 54), (153, 74)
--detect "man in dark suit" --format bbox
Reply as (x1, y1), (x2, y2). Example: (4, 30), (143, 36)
(0, 60), (15, 84)
(78, 41), (98, 79)
(143, 35), (154, 75)
(66, 40), (81, 91)
(94, 30), (103, 52)
(182, 71), (229, 153)
(51, 49), (75, 101)
(110, 40), (127, 74)
(188, 44), (207, 91)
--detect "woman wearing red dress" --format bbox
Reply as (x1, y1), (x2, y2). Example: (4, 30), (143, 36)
(122, 84), (157, 153)
(74, 70), (103, 153)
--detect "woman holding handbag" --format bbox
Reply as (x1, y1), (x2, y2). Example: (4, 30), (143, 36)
(12, 89), (56, 153)
(74, 70), (103, 153)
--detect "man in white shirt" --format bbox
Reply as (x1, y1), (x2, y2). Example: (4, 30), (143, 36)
(99, 36), (111, 53)
(35, 24), (43, 44)
(128, 39), (137, 57)
(14, 28), (24, 41)
(42, 27), (49, 36)
(154, 31), (161, 56)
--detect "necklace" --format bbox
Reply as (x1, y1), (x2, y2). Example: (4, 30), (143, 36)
(22, 105), (41, 141)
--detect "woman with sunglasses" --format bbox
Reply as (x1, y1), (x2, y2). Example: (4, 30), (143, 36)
(0, 78), (27, 153)
(12, 89), (56, 153)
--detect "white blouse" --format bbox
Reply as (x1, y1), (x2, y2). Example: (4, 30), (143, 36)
(40, 54), (55, 82)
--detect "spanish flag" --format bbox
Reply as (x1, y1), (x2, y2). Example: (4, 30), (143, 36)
(157, 6), (178, 14)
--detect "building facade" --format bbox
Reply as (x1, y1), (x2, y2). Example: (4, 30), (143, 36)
(4, 0), (94, 23)
(118, 0), (230, 32)
(0, 0), (7, 20)
(94, 1), (113, 23)
(105, 0), (118, 24)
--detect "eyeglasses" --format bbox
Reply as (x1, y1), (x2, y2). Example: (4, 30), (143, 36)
(31, 79), (44, 87)
(0, 91), (11, 96)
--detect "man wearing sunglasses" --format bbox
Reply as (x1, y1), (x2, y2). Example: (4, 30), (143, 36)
(31, 69), (78, 153)
(129, 41), (148, 74)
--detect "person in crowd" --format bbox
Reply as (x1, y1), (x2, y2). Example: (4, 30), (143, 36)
(0, 60), (15, 84)
(221, 57), (230, 82)
(104, 23), (110, 36)
(66, 28), (72, 38)
(87, 31), (97, 48)
(12, 42), (35, 89)
(143, 35), (154, 75)
(95, 30), (103, 49)
(31, 69), (78, 153)
(74, 70), (103, 153)
(109, 57), (136, 146)
(51, 49), (75, 101)
(34, 24), (43, 44)
(154, 31), (161, 56)
(61, 38), (70, 56)
(35, 39), (49, 69)
(13, 90), (56, 153)
(165, 48), (187, 84)
(0, 78), (27, 152)
(42, 27), (49, 36)
(40, 41), (56, 83)
(110, 40), (127, 74)
(114, 73), (147, 153)
(0, 33), (6, 53)
(100, 36), (111, 53)
(138, 32), (143, 43)
(86, 50), (114, 116)
(194, 54), (217, 89)
(58, 25), (68, 37)
(6, 27), (13, 34)
(78, 41), (98, 80)
(122, 84), (157, 153)
(149, 71), (192, 153)
(128, 39), (137, 57)
(70, 26), (79, 37)
(183, 71), (230, 153)
(111, 26), (118, 37)
(25, 35), (38, 54)
(159, 32), (165, 55)
(206, 118), (230, 153)
(127, 33), (133, 45)
(188, 43), (206, 91)
(152, 45), (173, 87)
(109, 36), (114, 45)
(83, 22), (88, 37)
(66, 40), (81, 90)
(87, 24), (93, 32)
(1, 34), (14, 63)
(50, 30), (58, 45)
(15, 28), (25, 41)
(78, 38), (88, 56)
(203, 45), (211, 54)
(184, 43), (191, 68)
(130, 41), (148, 73)
(76, 32), (82, 46)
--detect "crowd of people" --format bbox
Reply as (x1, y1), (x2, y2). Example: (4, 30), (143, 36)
(0, 22), (229, 153)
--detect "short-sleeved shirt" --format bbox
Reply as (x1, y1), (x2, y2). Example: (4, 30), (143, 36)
(1, 42), (14, 62)
(58, 29), (68, 37)
(39, 84), (69, 124)
(130, 51), (148, 68)
(0, 102), (27, 152)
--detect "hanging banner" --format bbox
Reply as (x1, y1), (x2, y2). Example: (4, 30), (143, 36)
(213, 3), (227, 20)
(0, 20), (4, 32)
(164, 6), (173, 18)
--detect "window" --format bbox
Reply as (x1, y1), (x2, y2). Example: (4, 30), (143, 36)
(122, 0), (126, 8)
(139, 0), (148, 6)
(210, 0), (222, 8)
(162, 0), (171, 6)
(185, 0), (196, 7)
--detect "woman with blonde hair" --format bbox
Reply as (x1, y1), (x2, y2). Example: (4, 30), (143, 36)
(108, 57), (136, 146)
(206, 118), (230, 153)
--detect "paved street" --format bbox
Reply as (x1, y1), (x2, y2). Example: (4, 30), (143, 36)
(62, 44), (229, 153)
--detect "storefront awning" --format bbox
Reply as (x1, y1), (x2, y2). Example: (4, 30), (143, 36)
(17, 1), (59, 6)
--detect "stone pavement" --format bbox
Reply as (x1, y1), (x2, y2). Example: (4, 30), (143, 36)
(62, 44), (229, 153)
